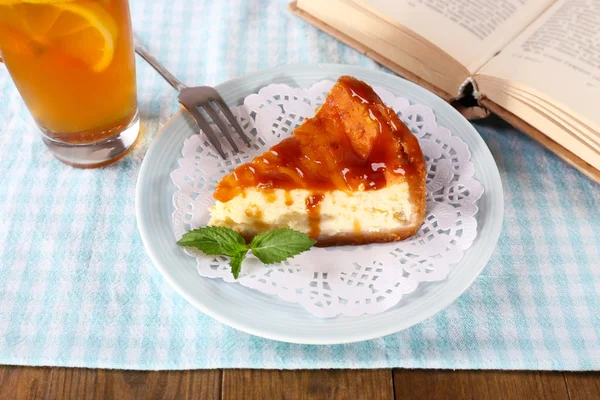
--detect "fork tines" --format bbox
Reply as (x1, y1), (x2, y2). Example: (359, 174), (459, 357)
(178, 86), (251, 159)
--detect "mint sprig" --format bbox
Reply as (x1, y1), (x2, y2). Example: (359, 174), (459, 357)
(177, 227), (316, 279)
(229, 251), (246, 279)
(250, 229), (317, 264)
(176, 226), (247, 256)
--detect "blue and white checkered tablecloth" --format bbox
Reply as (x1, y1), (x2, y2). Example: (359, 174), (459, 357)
(1, 0), (599, 370)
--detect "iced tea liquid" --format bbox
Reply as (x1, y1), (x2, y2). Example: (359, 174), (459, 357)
(0, 0), (138, 165)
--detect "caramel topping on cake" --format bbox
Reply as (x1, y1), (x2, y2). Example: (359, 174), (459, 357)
(214, 76), (424, 201)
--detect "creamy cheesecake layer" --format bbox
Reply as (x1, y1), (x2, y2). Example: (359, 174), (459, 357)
(208, 183), (417, 238)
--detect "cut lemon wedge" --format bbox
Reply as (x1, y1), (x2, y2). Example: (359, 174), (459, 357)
(0, 1), (118, 72)
(50, 2), (118, 72)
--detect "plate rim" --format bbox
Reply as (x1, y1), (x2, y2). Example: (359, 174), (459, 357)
(135, 63), (504, 344)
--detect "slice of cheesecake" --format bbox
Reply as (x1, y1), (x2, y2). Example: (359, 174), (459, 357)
(209, 76), (426, 246)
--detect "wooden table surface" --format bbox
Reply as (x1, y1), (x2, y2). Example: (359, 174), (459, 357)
(1, 366), (598, 399)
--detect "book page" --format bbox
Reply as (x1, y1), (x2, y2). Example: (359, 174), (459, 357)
(354, 0), (556, 72)
(296, 0), (471, 96)
(478, 0), (600, 128)
(481, 80), (600, 150)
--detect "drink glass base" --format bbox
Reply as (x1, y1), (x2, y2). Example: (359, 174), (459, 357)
(41, 113), (140, 169)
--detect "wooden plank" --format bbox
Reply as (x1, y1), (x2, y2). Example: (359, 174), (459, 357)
(46, 368), (222, 400)
(564, 372), (600, 400)
(393, 370), (570, 400)
(393, 369), (492, 400)
(222, 369), (394, 400)
(484, 371), (569, 400)
(0, 365), (53, 400)
(4, 365), (600, 399)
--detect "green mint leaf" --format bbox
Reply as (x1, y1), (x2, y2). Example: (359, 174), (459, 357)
(229, 250), (247, 279)
(177, 226), (247, 256)
(249, 228), (316, 264)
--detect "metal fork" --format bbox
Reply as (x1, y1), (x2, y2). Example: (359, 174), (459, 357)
(134, 36), (250, 159)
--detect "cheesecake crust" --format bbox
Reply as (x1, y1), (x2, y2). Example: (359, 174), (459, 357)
(238, 220), (425, 247)
(314, 222), (424, 247)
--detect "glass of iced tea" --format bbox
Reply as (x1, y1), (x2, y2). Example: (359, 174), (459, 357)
(0, 0), (138, 168)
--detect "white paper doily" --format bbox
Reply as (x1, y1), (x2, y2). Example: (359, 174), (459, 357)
(170, 80), (483, 318)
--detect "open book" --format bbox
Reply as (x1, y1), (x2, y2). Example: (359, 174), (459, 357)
(290, 0), (600, 183)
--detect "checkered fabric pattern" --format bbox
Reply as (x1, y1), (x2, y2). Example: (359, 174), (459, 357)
(1, 0), (599, 370)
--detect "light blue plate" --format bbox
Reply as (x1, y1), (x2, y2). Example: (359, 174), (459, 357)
(135, 64), (504, 345)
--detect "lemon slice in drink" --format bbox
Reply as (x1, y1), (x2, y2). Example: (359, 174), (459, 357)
(1, 0), (118, 72)
(51, 2), (118, 72)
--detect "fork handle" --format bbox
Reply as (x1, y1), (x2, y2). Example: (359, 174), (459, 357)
(134, 35), (188, 92)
